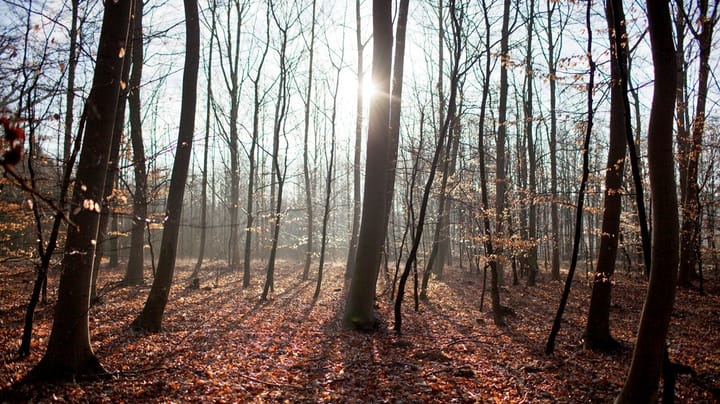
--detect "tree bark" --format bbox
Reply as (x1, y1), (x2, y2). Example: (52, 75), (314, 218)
(25, 0), (132, 381)
(583, 0), (628, 352)
(547, 0), (561, 281)
(345, 0), (364, 279)
(615, 0), (678, 401)
(132, 0), (199, 333)
(191, 0), (216, 280)
(678, 0), (716, 287)
(344, 0), (393, 330)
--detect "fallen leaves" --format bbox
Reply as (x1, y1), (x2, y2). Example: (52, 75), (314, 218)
(0, 261), (718, 402)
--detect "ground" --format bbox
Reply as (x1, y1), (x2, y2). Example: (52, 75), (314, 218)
(1, 260), (719, 402)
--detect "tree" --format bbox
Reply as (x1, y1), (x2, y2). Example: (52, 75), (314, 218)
(583, 0), (628, 352)
(315, 43), (344, 300)
(522, 0), (540, 286)
(344, 0), (393, 330)
(132, 0), (200, 333)
(191, 0), (217, 281)
(494, 0), (512, 284)
(345, 0), (367, 279)
(545, 0), (561, 281)
(302, 0), (317, 281)
(261, 1), (293, 300)
(678, 0), (718, 287)
(243, 4), (271, 288)
(615, 0), (678, 401)
(396, 0), (460, 333)
(24, 0), (133, 380)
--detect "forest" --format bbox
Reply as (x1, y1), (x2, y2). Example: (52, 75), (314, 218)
(0, 0), (719, 401)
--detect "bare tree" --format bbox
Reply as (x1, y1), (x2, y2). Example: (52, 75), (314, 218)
(191, 0), (218, 281)
(616, 0), (679, 400)
(25, 0), (133, 380)
(132, 0), (200, 333)
(583, 0), (629, 352)
(345, 0), (368, 279)
(301, 0), (318, 281)
(243, 4), (271, 288)
(344, 0), (394, 330)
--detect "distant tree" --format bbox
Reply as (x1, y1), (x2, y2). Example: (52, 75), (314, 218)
(191, 0), (217, 281)
(315, 45), (344, 300)
(344, 0), (394, 330)
(262, 1), (293, 300)
(345, 0), (367, 279)
(546, 0), (596, 355)
(494, 0), (512, 284)
(678, 0), (718, 287)
(243, 3), (271, 288)
(396, 0), (459, 334)
(583, 0), (628, 352)
(615, 0), (679, 401)
(18, 0), (83, 358)
(24, 0), (133, 380)
(545, 0), (561, 281)
(302, 0), (317, 281)
(132, 0), (200, 333)
(522, 0), (540, 286)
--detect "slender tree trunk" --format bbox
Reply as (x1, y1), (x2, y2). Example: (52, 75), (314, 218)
(192, 0), (216, 280)
(524, 0), (539, 286)
(18, 0), (82, 358)
(495, 0), (512, 284)
(583, 0), (628, 352)
(243, 5), (270, 288)
(345, 0), (364, 279)
(380, 0), (409, 287)
(615, 0), (678, 400)
(302, 0), (317, 281)
(316, 63), (341, 300)
(132, 0), (199, 333)
(125, 0), (147, 283)
(545, 0), (595, 354)
(396, 0), (462, 333)
(547, 0), (561, 281)
(262, 11), (290, 300)
(679, 0), (716, 287)
(25, 0), (132, 380)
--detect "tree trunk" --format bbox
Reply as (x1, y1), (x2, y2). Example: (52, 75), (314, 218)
(344, 0), (393, 330)
(125, 0), (147, 285)
(615, 0), (678, 401)
(583, 0), (628, 352)
(316, 62), (341, 300)
(243, 5), (270, 288)
(132, 0), (199, 333)
(345, 0), (364, 279)
(302, 0), (317, 281)
(262, 9), (290, 300)
(495, 0), (511, 284)
(547, 0), (561, 281)
(24, 0), (132, 381)
(524, 0), (540, 286)
(678, 0), (715, 287)
(192, 0), (216, 280)
(91, 37), (133, 301)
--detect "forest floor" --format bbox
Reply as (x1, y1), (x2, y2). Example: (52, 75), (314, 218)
(1, 260), (719, 403)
